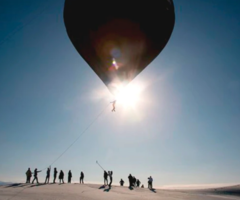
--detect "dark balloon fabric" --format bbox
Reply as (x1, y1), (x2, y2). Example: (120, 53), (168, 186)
(64, 0), (175, 95)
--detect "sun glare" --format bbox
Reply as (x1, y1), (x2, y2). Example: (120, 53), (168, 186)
(115, 82), (143, 109)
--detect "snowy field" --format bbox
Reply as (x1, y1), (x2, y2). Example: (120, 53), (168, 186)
(1, 183), (240, 200)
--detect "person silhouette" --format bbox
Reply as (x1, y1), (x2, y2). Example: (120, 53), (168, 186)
(104, 170), (108, 186)
(128, 174), (133, 188)
(59, 170), (64, 184)
(25, 168), (32, 183)
(80, 171), (84, 184)
(110, 100), (116, 112)
(120, 179), (124, 186)
(108, 171), (113, 188)
(32, 168), (41, 184)
(136, 179), (141, 187)
(68, 170), (72, 183)
(148, 176), (153, 189)
(44, 167), (51, 184)
(53, 168), (58, 183)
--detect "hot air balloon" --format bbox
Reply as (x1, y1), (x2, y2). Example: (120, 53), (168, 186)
(63, 0), (175, 96)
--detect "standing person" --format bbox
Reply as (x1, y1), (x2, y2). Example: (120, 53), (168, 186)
(104, 170), (108, 186)
(120, 179), (124, 186)
(108, 171), (113, 188)
(80, 171), (84, 184)
(32, 168), (41, 184)
(25, 168), (32, 183)
(68, 170), (72, 183)
(59, 170), (64, 184)
(128, 174), (133, 188)
(44, 167), (51, 184)
(132, 176), (136, 187)
(53, 168), (58, 183)
(148, 176), (153, 189)
(136, 179), (141, 187)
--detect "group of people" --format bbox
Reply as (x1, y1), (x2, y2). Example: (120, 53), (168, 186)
(26, 168), (153, 189)
(25, 168), (42, 184)
(25, 167), (84, 184)
(128, 174), (142, 188)
(103, 170), (113, 187)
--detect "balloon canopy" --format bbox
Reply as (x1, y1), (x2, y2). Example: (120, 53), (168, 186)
(63, 0), (175, 96)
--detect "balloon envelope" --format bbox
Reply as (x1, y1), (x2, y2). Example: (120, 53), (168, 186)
(63, 0), (175, 95)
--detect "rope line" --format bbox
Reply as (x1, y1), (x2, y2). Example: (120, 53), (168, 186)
(43, 102), (111, 170)
(7, 102), (110, 200)
(0, 1), (52, 46)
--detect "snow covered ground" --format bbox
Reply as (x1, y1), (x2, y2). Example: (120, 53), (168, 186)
(0, 183), (240, 200)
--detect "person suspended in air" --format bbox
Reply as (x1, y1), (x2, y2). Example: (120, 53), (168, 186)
(110, 100), (116, 112)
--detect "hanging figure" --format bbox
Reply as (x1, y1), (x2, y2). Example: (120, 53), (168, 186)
(110, 100), (116, 112)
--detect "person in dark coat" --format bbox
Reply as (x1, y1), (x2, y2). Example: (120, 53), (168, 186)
(32, 168), (41, 184)
(44, 167), (51, 184)
(59, 170), (64, 184)
(128, 174), (133, 188)
(108, 171), (113, 188)
(68, 170), (72, 183)
(136, 179), (141, 187)
(80, 171), (84, 184)
(120, 179), (124, 186)
(53, 168), (58, 183)
(132, 176), (136, 187)
(104, 170), (108, 186)
(25, 168), (32, 183)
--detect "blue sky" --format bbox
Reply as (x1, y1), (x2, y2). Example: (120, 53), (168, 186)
(0, 0), (240, 188)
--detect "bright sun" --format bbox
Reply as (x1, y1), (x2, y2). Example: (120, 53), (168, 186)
(114, 82), (143, 109)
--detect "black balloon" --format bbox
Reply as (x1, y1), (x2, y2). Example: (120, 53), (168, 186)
(64, 0), (175, 95)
